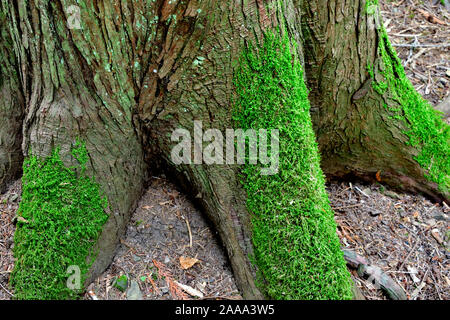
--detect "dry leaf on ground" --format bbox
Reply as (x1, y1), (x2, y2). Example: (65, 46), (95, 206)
(179, 256), (199, 270)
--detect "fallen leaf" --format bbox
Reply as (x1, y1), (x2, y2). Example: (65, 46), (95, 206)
(179, 256), (199, 270)
(167, 190), (180, 201)
(417, 8), (447, 25)
(431, 256), (442, 262)
(376, 171), (381, 182)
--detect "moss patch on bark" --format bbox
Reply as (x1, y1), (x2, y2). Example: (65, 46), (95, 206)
(233, 32), (353, 300)
(369, 25), (449, 195)
(11, 142), (108, 299)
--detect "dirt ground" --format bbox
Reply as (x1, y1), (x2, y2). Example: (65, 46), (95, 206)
(85, 176), (240, 300)
(0, 0), (448, 301)
(0, 179), (20, 300)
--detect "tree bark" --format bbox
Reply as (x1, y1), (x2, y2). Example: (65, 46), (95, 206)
(0, 10), (24, 193)
(139, 0), (308, 299)
(1, 0), (314, 300)
(1, 0), (147, 286)
(301, 0), (449, 202)
(1, 0), (448, 299)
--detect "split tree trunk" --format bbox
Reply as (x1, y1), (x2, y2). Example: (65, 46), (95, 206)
(0, 0), (447, 299)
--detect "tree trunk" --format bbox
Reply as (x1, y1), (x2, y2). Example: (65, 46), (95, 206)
(0, 11), (24, 193)
(301, 0), (449, 202)
(1, 0), (447, 299)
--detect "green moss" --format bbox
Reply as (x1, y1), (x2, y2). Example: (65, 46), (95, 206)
(370, 25), (449, 194)
(233, 32), (353, 300)
(365, 0), (379, 15)
(11, 141), (109, 300)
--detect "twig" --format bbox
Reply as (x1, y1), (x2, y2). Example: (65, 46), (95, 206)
(411, 267), (430, 300)
(149, 277), (160, 295)
(406, 47), (427, 65)
(174, 281), (204, 299)
(183, 216), (193, 248)
(357, 264), (407, 300)
(392, 43), (450, 48)
(391, 33), (422, 37)
(387, 270), (422, 274)
(336, 186), (351, 197)
(0, 282), (13, 297)
(354, 186), (370, 198)
(332, 203), (362, 210)
(201, 294), (243, 300)
(398, 237), (421, 271)
(430, 271), (442, 300)
(111, 262), (128, 275)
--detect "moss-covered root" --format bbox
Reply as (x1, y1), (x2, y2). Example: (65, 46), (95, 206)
(370, 26), (449, 198)
(233, 33), (353, 300)
(11, 142), (108, 300)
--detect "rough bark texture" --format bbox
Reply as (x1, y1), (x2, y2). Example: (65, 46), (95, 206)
(1, 0), (305, 299)
(0, 11), (24, 193)
(1, 0), (447, 299)
(1, 0), (146, 287)
(136, 0), (308, 299)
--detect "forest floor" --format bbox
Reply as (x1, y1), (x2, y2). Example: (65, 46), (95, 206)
(0, 0), (449, 301)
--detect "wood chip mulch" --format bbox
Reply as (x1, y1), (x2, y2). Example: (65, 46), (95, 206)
(0, 0), (448, 301)
(330, 181), (449, 300)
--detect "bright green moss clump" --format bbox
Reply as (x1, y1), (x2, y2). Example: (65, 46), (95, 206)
(370, 26), (450, 194)
(11, 142), (109, 299)
(233, 33), (353, 299)
(365, 0), (379, 14)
